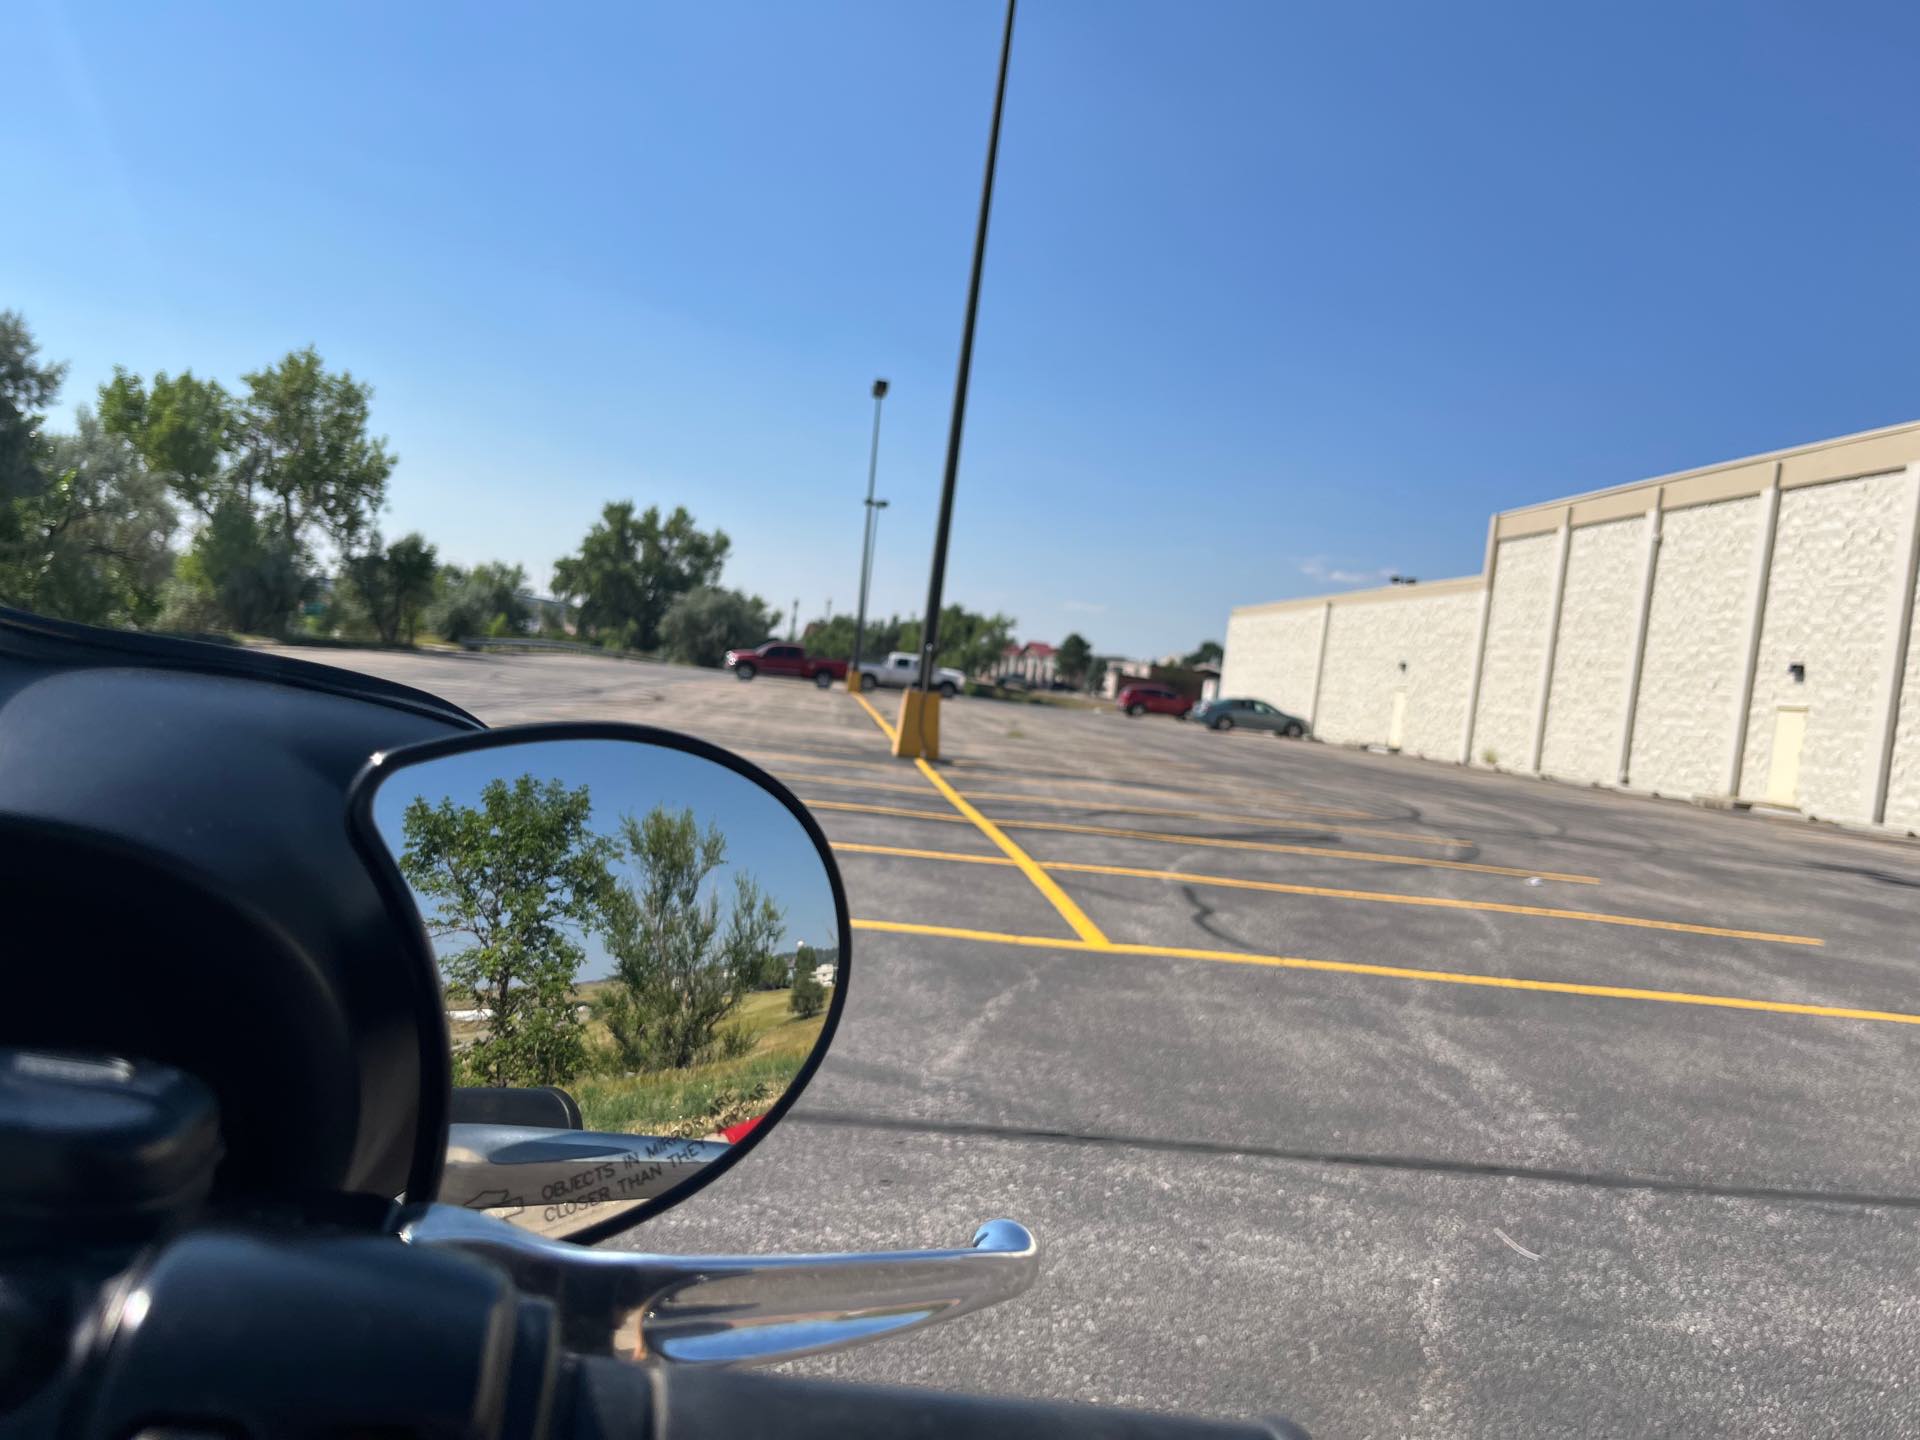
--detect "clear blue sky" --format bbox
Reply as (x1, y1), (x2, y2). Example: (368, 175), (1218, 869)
(11, 1), (1920, 656)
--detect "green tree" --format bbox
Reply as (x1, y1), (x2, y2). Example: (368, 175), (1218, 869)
(0, 310), (67, 505)
(98, 367), (234, 516)
(157, 497), (305, 635)
(597, 806), (784, 1072)
(1056, 632), (1094, 686)
(430, 560), (531, 641)
(788, 965), (827, 1019)
(800, 612), (908, 663)
(898, 605), (1016, 678)
(0, 409), (178, 627)
(551, 502), (729, 650)
(398, 775), (617, 1087)
(659, 585), (778, 667)
(231, 348), (393, 556)
(103, 348), (392, 635)
(346, 532), (438, 643)
(1184, 640), (1224, 667)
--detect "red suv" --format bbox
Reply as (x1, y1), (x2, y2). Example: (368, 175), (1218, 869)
(1116, 683), (1191, 718)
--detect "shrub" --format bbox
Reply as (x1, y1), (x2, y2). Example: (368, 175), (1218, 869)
(789, 967), (827, 1019)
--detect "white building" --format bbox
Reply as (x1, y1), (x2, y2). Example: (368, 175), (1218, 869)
(1221, 418), (1920, 832)
(990, 641), (1059, 685)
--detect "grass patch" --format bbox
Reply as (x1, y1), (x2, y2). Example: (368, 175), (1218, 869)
(568, 989), (828, 1135)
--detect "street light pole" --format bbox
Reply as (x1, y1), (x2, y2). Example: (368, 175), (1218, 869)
(851, 378), (890, 685)
(916, 0), (1016, 695)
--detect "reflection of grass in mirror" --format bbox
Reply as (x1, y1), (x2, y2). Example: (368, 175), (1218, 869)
(568, 990), (828, 1135)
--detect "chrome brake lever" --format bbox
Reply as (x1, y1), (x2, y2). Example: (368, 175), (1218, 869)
(396, 1203), (1039, 1366)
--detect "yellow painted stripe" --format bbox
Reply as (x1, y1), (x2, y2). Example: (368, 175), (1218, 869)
(807, 798), (972, 824)
(850, 690), (898, 744)
(835, 841), (1018, 867)
(911, 759), (1111, 947)
(973, 769), (1378, 822)
(809, 795), (1595, 885)
(830, 842), (1819, 946)
(853, 917), (1087, 952)
(849, 920), (1916, 1028)
(990, 815), (1599, 885)
(783, 770), (1468, 849)
(741, 749), (907, 773)
(1038, 860), (1820, 947)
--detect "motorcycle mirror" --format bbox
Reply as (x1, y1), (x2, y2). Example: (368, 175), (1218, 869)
(349, 723), (848, 1244)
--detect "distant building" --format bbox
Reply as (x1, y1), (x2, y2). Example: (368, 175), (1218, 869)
(1220, 417), (1920, 831)
(989, 641), (1059, 685)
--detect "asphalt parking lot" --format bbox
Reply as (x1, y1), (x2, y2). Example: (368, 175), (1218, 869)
(284, 647), (1920, 1438)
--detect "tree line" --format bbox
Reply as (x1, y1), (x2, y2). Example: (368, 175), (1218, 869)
(402, 775), (826, 1089)
(0, 310), (1025, 675)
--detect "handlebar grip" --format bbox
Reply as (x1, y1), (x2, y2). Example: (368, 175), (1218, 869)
(569, 1357), (1309, 1440)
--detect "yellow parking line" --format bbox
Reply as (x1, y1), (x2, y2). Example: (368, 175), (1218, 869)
(807, 796), (1593, 882)
(742, 749), (907, 773)
(912, 759), (1110, 947)
(784, 770), (1469, 849)
(807, 798), (972, 824)
(849, 920), (1913, 1028)
(780, 771), (967, 800)
(963, 791), (1468, 849)
(831, 842), (1817, 946)
(947, 769), (1377, 822)
(990, 815), (1598, 884)
(1041, 860), (1818, 946)
(835, 841), (1018, 866)
(850, 690), (898, 743)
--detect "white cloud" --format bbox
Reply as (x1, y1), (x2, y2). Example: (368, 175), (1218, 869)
(1299, 557), (1397, 587)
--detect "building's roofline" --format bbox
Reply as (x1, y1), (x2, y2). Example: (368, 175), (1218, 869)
(1493, 416), (1920, 538)
(1230, 573), (1483, 619)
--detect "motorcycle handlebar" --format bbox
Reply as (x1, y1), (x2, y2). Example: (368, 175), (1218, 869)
(570, 1355), (1310, 1440)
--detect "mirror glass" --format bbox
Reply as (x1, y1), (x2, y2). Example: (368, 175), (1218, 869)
(363, 735), (842, 1239)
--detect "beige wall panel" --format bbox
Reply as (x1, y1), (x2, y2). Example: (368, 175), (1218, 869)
(1739, 471), (1907, 821)
(1880, 561), (1920, 833)
(1221, 606), (1324, 718)
(1314, 589), (1480, 756)
(1470, 532), (1557, 768)
(1540, 515), (1646, 783)
(1628, 496), (1758, 795)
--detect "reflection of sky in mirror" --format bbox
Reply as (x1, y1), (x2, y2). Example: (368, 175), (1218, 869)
(371, 740), (838, 981)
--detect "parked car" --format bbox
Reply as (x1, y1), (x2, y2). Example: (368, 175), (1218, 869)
(858, 650), (965, 698)
(997, 672), (1033, 692)
(1191, 696), (1309, 737)
(723, 641), (849, 688)
(1115, 682), (1192, 718)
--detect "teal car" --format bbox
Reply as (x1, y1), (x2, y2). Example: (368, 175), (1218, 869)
(1191, 696), (1309, 737)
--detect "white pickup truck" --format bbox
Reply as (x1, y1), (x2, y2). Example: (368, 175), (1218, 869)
(857, 651), (965, 698)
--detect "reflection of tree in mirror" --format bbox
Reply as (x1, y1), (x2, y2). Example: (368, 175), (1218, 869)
(398, 775), (616, 1086)
(596, 807), (785, 1073)
(788, 965), (826, 1019)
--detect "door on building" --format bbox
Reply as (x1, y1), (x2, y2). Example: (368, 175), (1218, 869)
(1387, 689), (1408, 752)
(1765, 706), (1807, 807)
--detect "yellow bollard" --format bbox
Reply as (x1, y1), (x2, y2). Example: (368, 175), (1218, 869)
(845, 669), (863, 694)
(892, 688), (941, 761)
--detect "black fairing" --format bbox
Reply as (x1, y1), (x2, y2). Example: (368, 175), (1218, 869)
(0, 607), (480, 1204)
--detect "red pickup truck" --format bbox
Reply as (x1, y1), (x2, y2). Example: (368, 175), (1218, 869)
(723, 641), (849, 688)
